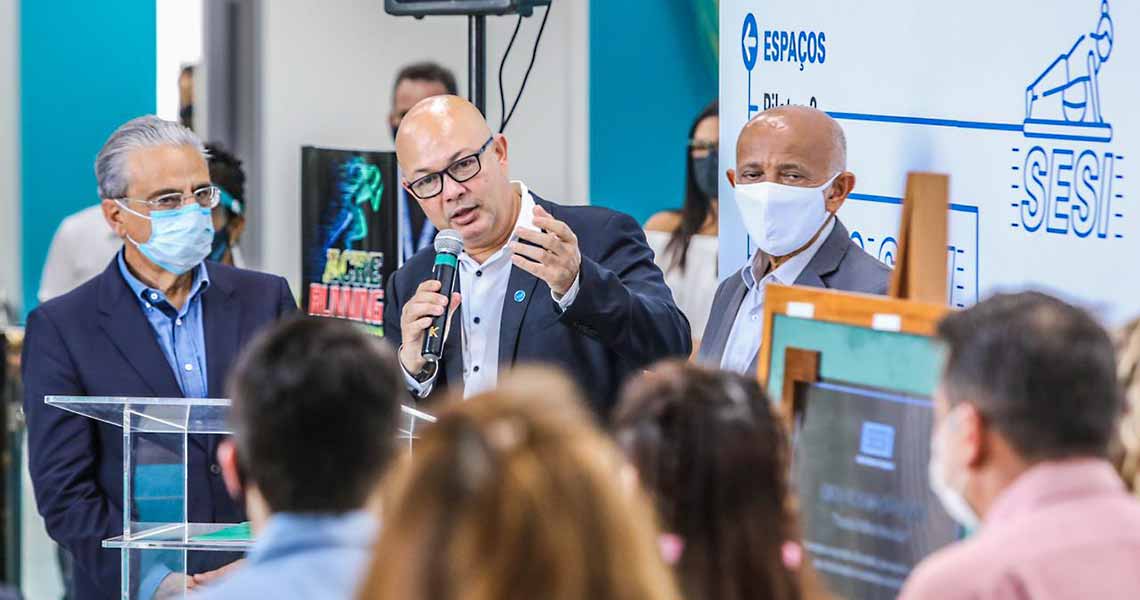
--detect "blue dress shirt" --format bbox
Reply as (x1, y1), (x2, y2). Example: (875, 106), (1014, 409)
(118, 251), (216, 598)
(117, 251), (210, 398)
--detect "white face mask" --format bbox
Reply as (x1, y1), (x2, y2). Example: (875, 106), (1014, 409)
(928, 407), (981, 529)
(734, 172), (840, 257)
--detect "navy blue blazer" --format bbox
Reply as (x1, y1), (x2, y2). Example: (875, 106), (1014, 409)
(22, 258), (296, 600)
(384, 195), (692, 417)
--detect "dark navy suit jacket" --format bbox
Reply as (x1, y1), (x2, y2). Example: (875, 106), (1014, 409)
(22, 258), (296, 599)
(384, 195), (692, 417)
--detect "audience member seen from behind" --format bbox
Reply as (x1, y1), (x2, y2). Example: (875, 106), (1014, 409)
(193, 317), (405, 599)
(644, 101), (720, 348)
(614, 361), (827, 600)
(900, 292), (1140, 600)
(1112, 316), (1140, 497)
(357, 367), (681, 600)
(204, 143), (248, 267)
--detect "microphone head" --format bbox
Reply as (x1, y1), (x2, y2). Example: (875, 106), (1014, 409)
(434, 229), (464, 255)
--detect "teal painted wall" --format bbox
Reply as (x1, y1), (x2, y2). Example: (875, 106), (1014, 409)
(20, 0), (155, 317)
(589, 1), (717, 225)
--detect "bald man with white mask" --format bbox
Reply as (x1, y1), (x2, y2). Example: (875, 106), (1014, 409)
(384, 96), (691, 416)
(697, 106), (891, 374)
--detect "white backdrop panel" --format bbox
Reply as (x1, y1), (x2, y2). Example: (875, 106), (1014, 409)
(719, 1), (1135, 321)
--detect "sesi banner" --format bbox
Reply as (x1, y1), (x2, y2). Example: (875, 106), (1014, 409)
(719, 0), (1136, 321)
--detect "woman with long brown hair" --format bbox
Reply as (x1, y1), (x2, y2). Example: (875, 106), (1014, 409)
(645, 100), (720, 351)
(358, 368), (680, 600)
(614, 360), (827, 600)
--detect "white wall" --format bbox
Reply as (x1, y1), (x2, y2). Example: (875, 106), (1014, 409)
(0, 0), (20, 319)
(256, 0), (588, 290)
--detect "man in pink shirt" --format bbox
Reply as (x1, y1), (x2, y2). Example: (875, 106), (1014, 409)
(900, 292), (1140, 600)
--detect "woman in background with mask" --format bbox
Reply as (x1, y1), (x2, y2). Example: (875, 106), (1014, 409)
(645, 101), (720, 351)
(205, 143), (247, 267)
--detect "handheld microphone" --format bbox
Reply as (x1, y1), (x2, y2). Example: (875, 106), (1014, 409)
(421, 229), (464, 362)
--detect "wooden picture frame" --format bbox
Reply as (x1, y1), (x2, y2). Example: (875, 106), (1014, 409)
(758, 283), (950, 394)
(889, 172), (949, 303)
(779, 347), (820, 431)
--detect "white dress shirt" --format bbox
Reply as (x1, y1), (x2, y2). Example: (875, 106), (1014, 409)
(404, 181), (580, 398)
(38, 204), (122, 302)
(719, 218), (835, 373)
(645, 231), (718, 340)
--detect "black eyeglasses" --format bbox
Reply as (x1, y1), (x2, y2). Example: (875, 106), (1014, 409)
(405, 137), (495, 200)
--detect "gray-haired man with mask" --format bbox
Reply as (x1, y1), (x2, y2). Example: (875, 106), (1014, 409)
(697, 105), (890, 374)
(22, 116), (296, 599)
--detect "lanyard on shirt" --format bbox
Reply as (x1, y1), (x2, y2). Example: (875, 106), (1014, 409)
(400, 188), (435, 260)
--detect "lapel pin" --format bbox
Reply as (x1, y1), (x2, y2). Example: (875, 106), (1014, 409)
(514, 290), (526, 303)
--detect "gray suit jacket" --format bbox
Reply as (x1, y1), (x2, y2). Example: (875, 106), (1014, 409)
(697, 219), (891, 373)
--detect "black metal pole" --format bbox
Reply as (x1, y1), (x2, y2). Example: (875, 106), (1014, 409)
(468, 15), (486, 114)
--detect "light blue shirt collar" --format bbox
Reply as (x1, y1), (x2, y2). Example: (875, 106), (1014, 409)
(117, 250), (210, 315)
(246, 510), (379, 565)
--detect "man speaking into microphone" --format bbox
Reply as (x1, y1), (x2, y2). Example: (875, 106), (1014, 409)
(384, 96), (691, 416)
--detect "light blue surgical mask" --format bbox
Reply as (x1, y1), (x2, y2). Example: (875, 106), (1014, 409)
(117, 201), (215, 275)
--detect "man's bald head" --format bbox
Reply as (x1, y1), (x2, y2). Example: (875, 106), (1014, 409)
(394, 95), (517, 257)
(395, 95), (493, 174)
(728, 104), (855, 219)
(737, 105), (847, 174)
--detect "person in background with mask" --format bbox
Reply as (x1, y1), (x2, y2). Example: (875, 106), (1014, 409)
(388, 62), (458, 264)
(900, 292), (1140, 600)
(179, 65), (196, 131)
(697, 105), (889, 374)
(22, 116), (296, 600)
(645, 101), (720, 351)
(205, 143), (247, 267)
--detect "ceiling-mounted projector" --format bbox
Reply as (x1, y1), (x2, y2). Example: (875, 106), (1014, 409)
(384, 0), (551, 17)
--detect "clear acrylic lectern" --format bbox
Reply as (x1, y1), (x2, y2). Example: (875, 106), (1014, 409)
(44, 395), (435, 599)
